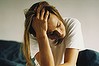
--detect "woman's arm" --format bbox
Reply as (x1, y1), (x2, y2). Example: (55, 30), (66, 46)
(35, 48), (79, 66)
(58, 48), (79, 66)
(36, 32), (55, 66)
(32, 7), (54, 66)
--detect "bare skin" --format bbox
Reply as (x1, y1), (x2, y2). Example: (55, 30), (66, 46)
(32, 6), (79, 66)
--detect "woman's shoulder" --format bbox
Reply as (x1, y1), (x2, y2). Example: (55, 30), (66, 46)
(63, 17), (81, 26)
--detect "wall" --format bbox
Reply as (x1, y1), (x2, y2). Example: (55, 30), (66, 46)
(0, 0), (99, 51)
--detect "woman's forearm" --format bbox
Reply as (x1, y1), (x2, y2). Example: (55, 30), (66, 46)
(36, 32), (55, 66)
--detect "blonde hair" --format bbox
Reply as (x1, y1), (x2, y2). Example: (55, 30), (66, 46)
(23, 1), (64, 66)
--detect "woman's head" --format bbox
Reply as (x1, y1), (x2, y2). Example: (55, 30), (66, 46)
(47, 13), (66, 43)
(25, 1), (66, 44)
(23, 1), (66, 66)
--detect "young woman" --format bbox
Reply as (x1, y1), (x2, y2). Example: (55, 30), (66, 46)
(23, 1), (84, 66)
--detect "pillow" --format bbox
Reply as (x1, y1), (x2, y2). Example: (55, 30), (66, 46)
(77, 49), (99, 66)
(0, 40), (25, 66)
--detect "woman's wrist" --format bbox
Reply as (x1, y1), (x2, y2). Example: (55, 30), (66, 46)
(36, 31), (47, 39)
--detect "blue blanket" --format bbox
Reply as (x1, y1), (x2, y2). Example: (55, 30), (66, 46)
(0, 40), (99, 66)
(0, 40), (26, 66)
(77, 49), (99, 66)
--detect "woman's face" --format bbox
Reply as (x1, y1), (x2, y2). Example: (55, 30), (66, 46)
(47, 13), (66, 40)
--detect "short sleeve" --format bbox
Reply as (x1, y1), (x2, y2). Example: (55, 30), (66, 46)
(64, 18), (84, 50)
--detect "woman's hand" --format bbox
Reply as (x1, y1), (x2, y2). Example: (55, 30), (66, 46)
(32, 7), (49, 36)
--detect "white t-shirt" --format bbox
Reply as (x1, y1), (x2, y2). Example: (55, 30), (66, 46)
(30, 17), (84, 66)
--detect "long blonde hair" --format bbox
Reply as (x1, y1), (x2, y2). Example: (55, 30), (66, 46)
(23, 1), (64, 66)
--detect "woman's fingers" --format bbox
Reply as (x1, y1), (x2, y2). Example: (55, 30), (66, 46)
(40, 8), (45, 20)
(36, 5), (41, 19)
(36, 6), (49, 22)
(44, 11), (49, 22)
